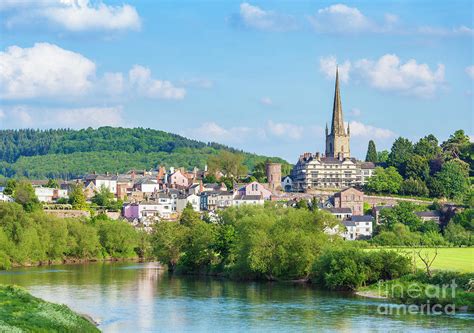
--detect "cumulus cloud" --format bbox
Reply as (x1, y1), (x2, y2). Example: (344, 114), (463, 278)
(129, 65), (186, 100)
(0, 105), (124, 128)
(188, 122), (254, 144)
(309, 4), (374, 34)
(0, 42), (96, 99)
(238, 2), (297, 31)
(267, 120), (304, 140)
(417, 25), (473, 37)
(466, 65), (474, 79)
(2, 0), (141, 31)
(260, 97), (273, 106)
(0, 43), (186, 101)
(319, 56), (351, 83)
(354, 54), (445, 97)
(347, 121), (396, 139)
(319, 54), (445, 98)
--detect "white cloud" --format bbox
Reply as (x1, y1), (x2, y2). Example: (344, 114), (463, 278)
(0, 43), (186, 101)
(0, 42), (96, 99)
(308, 4), (375, 34)
(354, 54), (445, 97)
(417, 25), (473, 37)
(129, 65), (186, 100)
(179, 78), (214, 89)
(3, 0), (141, 31)
(260, 97), (273, 106)
(348, 121), (396, 139)
(267, 120), (304, 140)
(319, 54), (445, 98)
(0, 105), (124, 128)
(466, 65), (474, 79)
(188, 122), (254, 143)
(319, 56), (351, 83)
(239, 2), (296, 32)
(0, 110), (5, 119)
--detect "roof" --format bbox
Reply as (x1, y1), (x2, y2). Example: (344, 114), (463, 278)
(235, 195), (263, 201)
(351, 215), (374, 222)
(359, 162), (376, 169)
(335, 187), (364, 196)
(323, 207), (352, 214)
(415, 211), (441, 218)
(343, 220), (356, 227)
(373, 205), (393, 212)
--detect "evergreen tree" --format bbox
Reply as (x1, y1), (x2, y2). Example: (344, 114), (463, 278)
(365, 140), (378, 163)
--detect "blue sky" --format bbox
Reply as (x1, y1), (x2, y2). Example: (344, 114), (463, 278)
(0, 0), (472, 162)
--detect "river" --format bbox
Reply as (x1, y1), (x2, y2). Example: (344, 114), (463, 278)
(0, 262), (472, 332)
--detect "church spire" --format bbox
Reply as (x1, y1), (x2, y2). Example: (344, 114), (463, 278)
(331, 66), (345, 136)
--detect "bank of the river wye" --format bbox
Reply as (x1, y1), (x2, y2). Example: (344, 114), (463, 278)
(0, 285), (99, 332)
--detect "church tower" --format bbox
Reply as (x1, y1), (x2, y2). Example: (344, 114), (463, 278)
(325, 67), (350, 158)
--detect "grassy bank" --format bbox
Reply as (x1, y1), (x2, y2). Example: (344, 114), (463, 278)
(367, 247), (474, 273)
(0, 285), (99, 332)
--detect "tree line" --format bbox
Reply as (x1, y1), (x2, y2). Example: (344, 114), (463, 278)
(364, 130), (472, 202)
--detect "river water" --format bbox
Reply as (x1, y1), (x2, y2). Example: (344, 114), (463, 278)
(0, 262), (472, 332)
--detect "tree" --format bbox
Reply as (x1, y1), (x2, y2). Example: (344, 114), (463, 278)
(378, 202), (423, 232)
(207, 151), (248, 179)
(365, 140), (378, 163)
(13, 181), (40, 212)
(252, 161), (267, 183)
(441, 129), (470, 160)
(365, 167), (403, 194)
(68, 184), (87, 209)
(413, 134), (441, 159)
(405, 155), (430, 181)
(46, 179), (59, 188)
(401, 178), (429, 197)
(3, 179), (16, 195)
(179, 202), (201, 227)
(91, 185), (120, 210)
(429, 160), (469, 200)
(444, 222), (471, 246)
(151, 222), (188, 271)
(388, 137), (413, 176)
(377, 150), (389, 164)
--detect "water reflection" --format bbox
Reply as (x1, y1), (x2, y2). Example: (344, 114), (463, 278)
(0, 262), (472, 332)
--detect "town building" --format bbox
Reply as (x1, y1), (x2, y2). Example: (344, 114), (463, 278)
(323, 207), (353, 220)
(266, 162), (281, 192)
(281, 176), (293, 192)
(343, 215), (374, 240)
(235, 181), (272, 200)
(233, 195), (264, 206)
(333, 187), (364, 216)
(415, 211), (441, 224)
(34, 187), (68, 203)
(290, 68), (375, 191)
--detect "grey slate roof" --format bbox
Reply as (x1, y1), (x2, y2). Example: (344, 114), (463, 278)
(351, 215), (374, 222)
(323, 207), (352, 214)
(343, 220), (356, 227)
(415, 211), (441, 217)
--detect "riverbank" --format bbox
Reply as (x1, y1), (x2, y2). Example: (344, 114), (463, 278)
(0, 285), (99, 332)
(6, 257), (145, 269)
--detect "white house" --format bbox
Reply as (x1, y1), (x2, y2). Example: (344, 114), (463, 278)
(233, 195), (264, 206)
(84, 174), (117, 194)
(34, 187), (68, 203)
(343, 215), (373, 240)
(0, 193), (14, 202)
(323, 207), (353, 221)
(136, 178), (161, 193)
(176, 194), (200, 212)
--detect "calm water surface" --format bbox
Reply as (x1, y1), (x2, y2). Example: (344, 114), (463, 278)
(0, 262), (472, 332)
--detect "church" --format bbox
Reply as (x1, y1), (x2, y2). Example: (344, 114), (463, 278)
(291, 68), (375, 191)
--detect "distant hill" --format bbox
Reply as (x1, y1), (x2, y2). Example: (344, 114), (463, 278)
(0, 127), (288, 179)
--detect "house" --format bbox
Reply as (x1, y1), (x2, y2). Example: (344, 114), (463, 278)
(202, 183), (227, 192)
(343, 215), (373, 240)
(176, 194), (200, 212)
(333, 187), (364, 216)
(168, 170), (189, 188)
(233, 195), (264, 206)
(122, 197), (175, 221)
(281, 176), (293, 192)
(201, 191), (234, 211)
(235, 181), (272, 200)
(323, 207), (353, 220)
(34, 187), (68, 203)
(135, 178), (161, 194)
(357, 162), (376, 184)
(0, 193), (14, 202)
(84, 173), (117, 194)
(415, 211), (441, 224)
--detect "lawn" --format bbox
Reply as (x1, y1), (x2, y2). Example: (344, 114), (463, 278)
(367, 247), (474, 273)
(0, 285), (99, 332)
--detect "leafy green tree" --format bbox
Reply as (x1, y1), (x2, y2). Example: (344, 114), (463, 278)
(378, 202), (423, 232)
(13, 181), (40, 212)
(179, 202), (201, 227)
(365, 140), (377, 163)
(365, 167), (403, 194)
(66, 221), (102, 259)
(207, 151), (248, 179)
(377, 150), (389, 164)
(68, 184), (87, 209)
(252, 161), (267, 183)
(3, 179), (16, 195)
(151, 222), (188, 271)
(429, 160), (469, 200)
(400, 178), (429, 197)
(441, 129), (470, 160)
(96, 218), (138, 258)
(388, 137), (413, 176)
(179, 221), (217, 272)
(91, 185), (115, 208)
(413, 134), (441, 159)
(46, 179), (59, 188)
(444, 222), (471, 246)
(405, 155), (430, 181)
(452, 208), (474, 232)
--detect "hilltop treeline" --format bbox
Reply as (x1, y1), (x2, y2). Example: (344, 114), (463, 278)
(0, 127), (287, 179)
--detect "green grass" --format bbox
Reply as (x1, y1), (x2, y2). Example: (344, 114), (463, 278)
(0, 285), (99, 332)
(367, 247), (474, 273)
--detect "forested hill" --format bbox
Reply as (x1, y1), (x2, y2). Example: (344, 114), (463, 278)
(0, 127), (287, 179)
